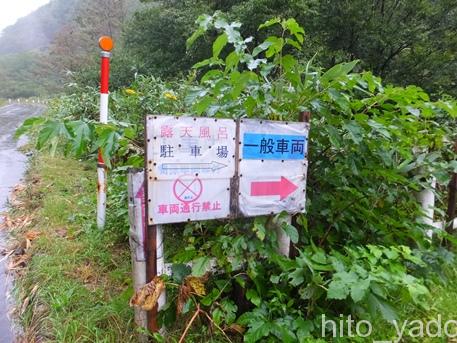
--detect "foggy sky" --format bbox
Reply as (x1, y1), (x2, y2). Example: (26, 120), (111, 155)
(0, 0), (51, 34)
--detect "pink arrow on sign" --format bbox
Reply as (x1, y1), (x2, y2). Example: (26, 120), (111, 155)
(250, 177), (298, 200)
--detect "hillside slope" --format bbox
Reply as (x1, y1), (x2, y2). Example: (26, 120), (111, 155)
(0, 0), (142, 98)
(0, 0), (79, 55)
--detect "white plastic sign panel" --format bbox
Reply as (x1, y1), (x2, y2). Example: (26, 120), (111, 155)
(149, 178), (231, 224)
(148, 115), (236, 179)
(146, 115), (236, 224)
(238, 119), (309, 217)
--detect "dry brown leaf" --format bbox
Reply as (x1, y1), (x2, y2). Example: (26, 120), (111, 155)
(176, 283), (192, 316)
(29, 285), (39, 300)
(13, 184), (26, 193)
(185, 276), (206, 297)
(55, 228), (67, 238)
(228, 323), (246, 335)
(1, 214), (33, 231)
(20, 297), (30, 315)
(76, 264), (96, 284)
(8, 254), (30, 270)
(0, 215), (7, 230)
(176, 275), (209, 316)
(4, 215), (12, 230)
(16, 215), (32, 227)
(11, 199), (24, 208)
(25, 230), (40, 241)
(20, 285), (40, 316)
(129, 276), (165, 311)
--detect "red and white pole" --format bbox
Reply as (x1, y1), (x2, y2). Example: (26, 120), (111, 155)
(97, 36), (114, 229)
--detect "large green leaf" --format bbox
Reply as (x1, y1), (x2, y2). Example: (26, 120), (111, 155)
(66, 120), (92, 156)
(321, 60), (358, 85)
(15, 116), (45, 138)
(212, 33), (228, 59)
(282, 223), (299, 244)
(367, 293), (398, 321)
(191, 256), (211, 277)
(37, 120), (71, 152)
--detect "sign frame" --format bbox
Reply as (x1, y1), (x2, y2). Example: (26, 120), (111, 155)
(145, 114), (310, 225)
(238, 118), (309, 217)
(145, 115), (237, 225)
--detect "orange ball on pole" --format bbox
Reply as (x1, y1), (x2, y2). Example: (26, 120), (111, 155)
(98, 36), (114, 52)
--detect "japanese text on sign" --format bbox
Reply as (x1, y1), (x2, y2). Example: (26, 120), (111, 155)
(146, 115), (310, 224)
(243, 133), (307, 160)
(146, 116), (236, 224)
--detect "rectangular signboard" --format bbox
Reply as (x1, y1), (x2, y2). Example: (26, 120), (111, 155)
(147, 115), (236, 179)
(145, 115), (310, 224)
(146, 115), (236, 224)
(238, 119), (309, 217)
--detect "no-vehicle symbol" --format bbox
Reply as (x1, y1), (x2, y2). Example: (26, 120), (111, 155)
(173, 176), (203, 203)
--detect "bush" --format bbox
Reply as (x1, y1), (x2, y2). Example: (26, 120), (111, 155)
(17, 14), (457, 341)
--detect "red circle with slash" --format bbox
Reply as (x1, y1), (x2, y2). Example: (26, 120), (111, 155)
(173, 176), (203, 203)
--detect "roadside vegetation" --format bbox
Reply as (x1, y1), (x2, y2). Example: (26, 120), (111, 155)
(10, 14), (457, 342)
(2, 0), (457, 99)
(4, 155), (135, 342)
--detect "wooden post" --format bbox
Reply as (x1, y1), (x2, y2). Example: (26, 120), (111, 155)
(129, 166), (166, 339)
(445, 140), (457, 245)
(146, 223), (159, 332)
(156, 224), (166, 311)
(127, 170), (148, 342)
(271, 110), (311, 257)
(416, 177), (436, 238)
(272, 215), (292, 256)
(144, 116), (159, 334)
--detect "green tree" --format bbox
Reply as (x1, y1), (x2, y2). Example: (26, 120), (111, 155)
(122, 1), (214, 77)
(124, 0), (457, 97)
(17, 16), (457, 340)
(309, 0), (457, 96)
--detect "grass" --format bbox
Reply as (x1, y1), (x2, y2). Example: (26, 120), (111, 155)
(6, 153), (237, 343)
(6, 153), (457, 343)
(8, 154), (136, 342)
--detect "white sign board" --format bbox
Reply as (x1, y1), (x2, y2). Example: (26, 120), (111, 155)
(238, 119), (309, 217)
(146, 115), (236, 224)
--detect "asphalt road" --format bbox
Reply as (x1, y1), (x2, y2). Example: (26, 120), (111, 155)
(0, 104), (44, 342)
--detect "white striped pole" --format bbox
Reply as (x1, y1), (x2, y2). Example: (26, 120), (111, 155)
(97, 36), (114, 229)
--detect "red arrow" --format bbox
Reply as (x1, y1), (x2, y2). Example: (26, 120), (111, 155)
(250, 177), (298, 200)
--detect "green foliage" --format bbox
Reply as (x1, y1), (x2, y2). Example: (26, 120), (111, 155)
(12, 155), (136, 342)
(310, 0), (457, 97)
(0, 0), (139, 98)
(16, 76), (189, 168)
(123, 1), (213, 78)
(0, 52), (61, 98)
(3, 0), (457, 98)
(123, 0), (457, 97)
(17, 14), (457, 341)
(164, 15), (457, 340)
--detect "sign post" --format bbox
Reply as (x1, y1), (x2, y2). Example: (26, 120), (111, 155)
(238, 115), (309, 256)
(127, 170), (148, 342)
(97, 36), (114, 229)
(143, 114), (310, 330)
